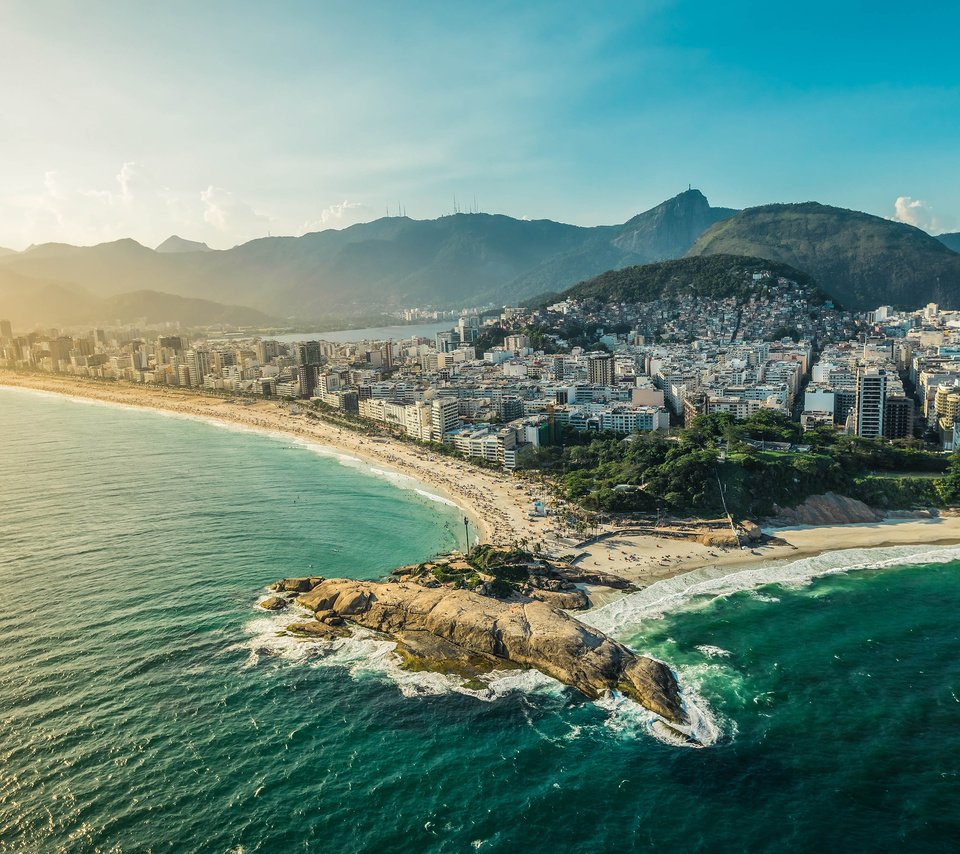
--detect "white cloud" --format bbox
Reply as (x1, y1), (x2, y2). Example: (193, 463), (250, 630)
(300, 200), (375, 233)
(893, 196), (942, 233)
(200, 185), (273, 240)
(1, 164), (278, 249)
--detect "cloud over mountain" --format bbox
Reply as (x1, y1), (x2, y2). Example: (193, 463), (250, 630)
(893, 196), (953, 234)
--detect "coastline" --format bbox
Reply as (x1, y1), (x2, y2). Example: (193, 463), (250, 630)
(573, 517), (960, 601)
(0, 374), (526, 546)
(6, 371), (960, 592)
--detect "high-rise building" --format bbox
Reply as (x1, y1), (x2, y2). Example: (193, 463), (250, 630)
(552, 355), (565, 380)
(47, 337), (74, 369)
(0, 319), (12, 343)
(588, 354), (614, 387)
(184, 350), (213, 386)
(883, 396), (914, 440)
(158, 336), (184, 353)
(295, 341), (322, 366)
(504, 334), (531, 353)
(430, 397), (460, 441)
(855, 367), (887, 438)
(298, 364), (321, 398)
(457, 316), (480, 343)
(255, 339), (281, 364)
(318, 373), (341, 396)
(435, 331), (460, 353)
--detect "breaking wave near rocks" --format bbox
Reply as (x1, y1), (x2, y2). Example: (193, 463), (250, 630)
(581, 543), (960, 637)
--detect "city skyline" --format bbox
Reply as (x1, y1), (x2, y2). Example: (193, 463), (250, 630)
(0, 0), (957, 249)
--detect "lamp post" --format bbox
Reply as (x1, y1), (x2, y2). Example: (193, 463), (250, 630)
(463, 516), (470, 552)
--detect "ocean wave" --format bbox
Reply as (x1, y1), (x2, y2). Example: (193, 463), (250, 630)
(695, 644), (732, 658)
(595, 679), (721, 749)
(580, 543), (960, 637)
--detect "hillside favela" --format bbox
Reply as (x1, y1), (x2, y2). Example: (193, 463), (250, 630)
(2, 3), (960, 852)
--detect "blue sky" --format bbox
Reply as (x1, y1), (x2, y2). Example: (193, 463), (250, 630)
(0, 0), (956, 248)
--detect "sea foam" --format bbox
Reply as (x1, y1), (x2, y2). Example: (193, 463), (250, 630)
(235, 599), (718, 745)
(580, 543), (960, 637)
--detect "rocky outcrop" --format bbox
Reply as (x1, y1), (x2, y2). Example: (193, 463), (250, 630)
(296, 578), (686, 725)
(771, 493), (884, 526)
(697, 530), (740, 547)
(528, 588), (590, 610)
(271, 576), (325, 593)
(258, 596), (288, 611)
(554, 566), (635, 590)
(286, 620), (349, 639)
(392, 550), (630, 607)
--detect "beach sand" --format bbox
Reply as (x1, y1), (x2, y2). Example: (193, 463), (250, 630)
(5, 372), (960, 592)
(573, 518), (960, 591)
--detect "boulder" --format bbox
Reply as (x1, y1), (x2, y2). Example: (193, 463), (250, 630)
(285, 620), (349, 639)
(271, 576), (324, 593)
(258, 596), (288, 611)
(698, 530), (740, 547)
(772, 493), (883, 526)
(555, 566), (634, 590)
(390, 565), (419, 578)
(529, 588), (590, 611)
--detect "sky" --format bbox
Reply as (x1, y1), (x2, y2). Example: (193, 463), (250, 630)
(0, 0), (957, 249)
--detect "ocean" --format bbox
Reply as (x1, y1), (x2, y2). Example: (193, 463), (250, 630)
(1, 387), (958, 852)
(270, 321), (456, 345)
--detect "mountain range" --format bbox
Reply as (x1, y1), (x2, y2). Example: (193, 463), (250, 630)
(0, 190), (735, 327)
(938, 233), (960, 253)
(1, 189), (959, 328)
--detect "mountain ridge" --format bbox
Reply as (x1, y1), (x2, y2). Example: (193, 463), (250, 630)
(3, 192), (960, 325)
(0, 190), (736, 319)
(687, 202), (960, 310)
(156, 235), (214, 253)
(938, 232), (960, 253)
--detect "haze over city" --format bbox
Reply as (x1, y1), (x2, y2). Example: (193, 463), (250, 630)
(1, 0), (957, 249)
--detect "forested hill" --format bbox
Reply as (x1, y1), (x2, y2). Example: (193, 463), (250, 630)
(553, 255), (826, 305)
(687, 202), (960, 310)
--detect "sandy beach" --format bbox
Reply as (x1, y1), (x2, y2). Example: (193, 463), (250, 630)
(573, 517), (960, 589)
(5, 371), (960, 591)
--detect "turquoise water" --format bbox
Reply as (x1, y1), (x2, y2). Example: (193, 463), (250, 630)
(1, 388), (959, 852)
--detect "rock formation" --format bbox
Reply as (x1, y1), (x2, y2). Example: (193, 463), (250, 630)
(294, 578), (687, 726)
(391, 550), (633, 609)
(271, 576), (325, 593)
(771, 493), (884, 526)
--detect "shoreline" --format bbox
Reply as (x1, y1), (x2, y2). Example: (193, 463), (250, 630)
(6, 371), (960, 593)
(573, 516), (960, 595)
(0, 374), (535, 546)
